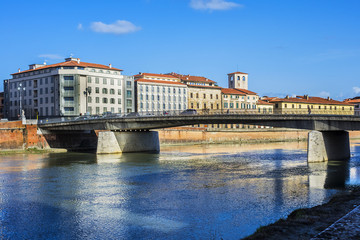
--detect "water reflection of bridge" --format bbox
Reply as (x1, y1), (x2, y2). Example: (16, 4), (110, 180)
(39, 114), (360, 162)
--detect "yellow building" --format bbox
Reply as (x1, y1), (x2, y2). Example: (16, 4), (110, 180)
(257, 100), (274, 114)
(266, 95), (354, 115)
(169, 73), (222, 113)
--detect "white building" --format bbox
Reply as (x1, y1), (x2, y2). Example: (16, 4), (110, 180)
(4, 57), (134, 119)
(134, 73), (188, 113)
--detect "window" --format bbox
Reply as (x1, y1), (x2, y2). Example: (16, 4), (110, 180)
(196, 93), (199, 98)
(95, 78), (99, 84)
(110, 79), (114, 85)
(64, 97), (74, 101)
(118, 89), (122, 95)
(88, 96), (92, 103)
(96, 87), (99, 93)
(110, 98), (115, 104)
(190, 93), (193, 98)
(126, 81), (132, 88)
(64, 107), (74, 112)
(127, 90), (132, 98)
(103, 78), (107, 84)
(87, 77), (91, 83)
(118, 98), (121, 104)
(203, 94), (206, 99)
(102, 88), (108, 94)
(102, 98), (108, 104)
(117, 79), (121, 86)
(110, 89), (115, 94)
(96, 97), (99, 103)
(64, 76), (74, 80)
(45, 88), (48, 94)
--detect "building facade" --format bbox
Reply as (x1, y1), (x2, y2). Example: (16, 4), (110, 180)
(266, 95), (354, 115)
(0, 92), (4, 119)
(221, 88), (259, 112)
(344, 97), (360, 116)
(5, 57), (134, 119)
(134, 73), (188, 113)
(169, 73), (222, 112)
(257, 100), (274, 114)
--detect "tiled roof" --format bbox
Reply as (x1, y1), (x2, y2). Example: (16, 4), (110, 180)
(344, 98), (360, 104)
(221, 88), (246, 95)
(235, 88), (257, 95)
(187, 85), (222, 89)
(12, 60), (121, 75)
(228, 71), (248, 75)
(257, 100), (274, 105)
(134, 73), (179, 79)
(135, 78), (186, 86)
(169, 73), (216, 83)
(270, 95), (353, 106)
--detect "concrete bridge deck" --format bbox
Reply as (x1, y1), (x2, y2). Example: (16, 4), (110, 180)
(38, 114), (360, 162)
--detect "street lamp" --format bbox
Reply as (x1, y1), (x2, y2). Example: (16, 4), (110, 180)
(17, 83), (25, 119)
(83, 87), (92, 115)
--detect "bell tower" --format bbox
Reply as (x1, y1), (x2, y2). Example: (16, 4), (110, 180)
(228, 72), (248, 90)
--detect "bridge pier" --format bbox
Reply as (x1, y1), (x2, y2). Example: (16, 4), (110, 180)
(307, 130), (350, 163)
(97, 131), (160, 154)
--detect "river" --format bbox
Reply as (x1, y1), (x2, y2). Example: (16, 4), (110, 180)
(1, 141), (360, 240)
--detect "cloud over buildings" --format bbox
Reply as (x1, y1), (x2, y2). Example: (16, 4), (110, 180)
(38, 54), (63, 60)
(190, 0), (242, 11)
(353, 87), (360, 94)
(90, 20), (141, 35)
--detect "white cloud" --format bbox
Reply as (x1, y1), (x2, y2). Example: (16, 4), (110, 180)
(90, 20), (141, 35)
(77, 23), (83, 30)
(353, 87), (360, 94)
(190, 0), (242, 10)
(38, 54), (63, 60)
(319, 91), (330, 98)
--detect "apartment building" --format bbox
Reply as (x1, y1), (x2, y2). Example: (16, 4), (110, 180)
(344, 97), (360, 116)
(266, 95), (354, 115)
(221, 88), (259, 111)
(169, 73), (222, 112)
(4, 57), (134, 119)
(134, 73), (188, 113)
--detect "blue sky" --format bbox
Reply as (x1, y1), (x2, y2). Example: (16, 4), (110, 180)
(1, 0), (360, 99)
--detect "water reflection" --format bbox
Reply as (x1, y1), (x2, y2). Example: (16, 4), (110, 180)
(0, 141), (360, 239)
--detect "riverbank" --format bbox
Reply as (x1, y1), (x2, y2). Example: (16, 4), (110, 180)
(243, 187), (360, 240)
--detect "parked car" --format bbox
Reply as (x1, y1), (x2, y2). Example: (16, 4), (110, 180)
(125, 112), (140, 117)
(180, 109), (197, 115)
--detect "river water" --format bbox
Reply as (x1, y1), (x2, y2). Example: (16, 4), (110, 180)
(1, 141), (360, 240)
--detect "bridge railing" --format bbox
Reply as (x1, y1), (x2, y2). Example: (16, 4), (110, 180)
(37, 108), (355, 125)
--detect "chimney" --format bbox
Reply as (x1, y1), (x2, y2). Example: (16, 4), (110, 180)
(18, 68), (21, 73)
(327, 96), (330, 100)
(109, 64), (112, 68)
(77, 58), (80, 64)
(285, 95), (289, 99)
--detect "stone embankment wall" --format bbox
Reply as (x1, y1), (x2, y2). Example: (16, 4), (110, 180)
(0, 121), (49, 149)
(158, 127), (360, 144)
